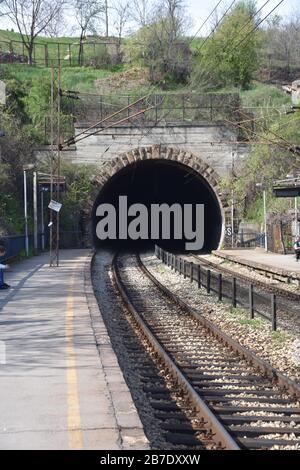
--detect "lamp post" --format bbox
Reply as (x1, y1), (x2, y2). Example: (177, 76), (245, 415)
(286, 174), (299, 237)
(256, 182), (268, 252)
(23, 164), (35, 257)
(41, 188), (45, 251)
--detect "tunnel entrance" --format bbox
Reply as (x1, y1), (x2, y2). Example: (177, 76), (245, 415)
(91, 155), (223, 253)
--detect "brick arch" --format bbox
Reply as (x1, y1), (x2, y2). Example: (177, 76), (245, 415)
(86, 145), (228, 247)
(92, 145), (227, 202)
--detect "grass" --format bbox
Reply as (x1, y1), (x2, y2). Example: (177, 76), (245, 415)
(228, 306), (245, 317)
(0, 28), (112, 67)
(228, 306), (265, 329)
(240, 82), (290, 109)
(1, 63), (126, 92)
(272, 330), (289, 345)
(238, 318), (263, 328)
(157, 264), (167, 274)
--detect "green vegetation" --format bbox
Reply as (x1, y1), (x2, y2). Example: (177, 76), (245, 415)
(0, 64), (123, 92)
(272, 330), (289, 345)
(0, 66), (96, 235)
(240, 83), (291, 108)
(0, 29), (109, 67)
(1, 0), (300, 238)
(238, 318), (263, 328)
(191, 1), (260, 90)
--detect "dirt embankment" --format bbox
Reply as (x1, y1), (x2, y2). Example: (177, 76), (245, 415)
(94, 67), (150, 93)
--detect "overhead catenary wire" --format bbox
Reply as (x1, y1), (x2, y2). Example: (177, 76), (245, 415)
(231, 0), (272, 42)
(236, 107), (300, 152)
(61, 105), (156, 149)
(188, 0), (224, 45)
(196, 0), (237, 53)
(231, 0), (285, 52)
(61, 95), (150, 148)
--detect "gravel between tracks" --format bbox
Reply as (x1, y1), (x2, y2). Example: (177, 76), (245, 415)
(141, 252), (300, 383)
(204, 254), (300, 294)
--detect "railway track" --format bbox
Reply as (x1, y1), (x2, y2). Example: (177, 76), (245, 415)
(164, 251), (300, 333)
(188, 253), (300, 302)
(92, 250), (208, 450)
(113, 251), (300, 451)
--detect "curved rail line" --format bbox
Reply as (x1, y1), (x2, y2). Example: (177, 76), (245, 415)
(113, 251), (300, 451)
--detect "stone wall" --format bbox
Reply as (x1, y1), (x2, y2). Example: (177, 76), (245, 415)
(51, 123), (250, 178)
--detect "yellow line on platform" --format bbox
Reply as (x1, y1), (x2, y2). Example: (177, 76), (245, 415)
(66, 278), (83, 449)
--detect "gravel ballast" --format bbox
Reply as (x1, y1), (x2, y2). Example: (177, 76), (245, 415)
(141, 252), (300, 383)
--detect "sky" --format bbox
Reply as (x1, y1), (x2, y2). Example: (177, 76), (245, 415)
(0, 0), (298, 37)
(188, 0), (298, 36)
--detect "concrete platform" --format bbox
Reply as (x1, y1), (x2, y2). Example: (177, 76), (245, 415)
(213, 248), (300, 280)
(0, 250), (148, 450)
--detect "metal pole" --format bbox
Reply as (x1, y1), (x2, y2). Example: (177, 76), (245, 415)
(231, 188), (234, 248)
(249, 284), (254, 319)
(232, 277), (237, 308)
(207, 269), (211, 293)
(23, 170), (29, 257)
(49, 66), (54, 266)
(33, 171), (38, 253)
(56, 65), (61, 267)
(41, 190), (45, 251)
(218, 273), (222, 301)
(271, 294), (277, 331)
(295, 197), (299, 236)
(263, 190), (268, 252)
(197, 264), (201, 289)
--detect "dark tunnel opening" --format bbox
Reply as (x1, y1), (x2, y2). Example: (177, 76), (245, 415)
(91, 159), (223, 252)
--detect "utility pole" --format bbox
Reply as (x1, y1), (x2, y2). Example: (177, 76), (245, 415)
(41, 188), (45, 251)
(263, 189), (268, 252)
(49, 66), (54, 265)
(295, 197), (299, 236)
(231, 189), (234, 248)
(105, 0), (109, 37)
(23, 169), (29, 257)
(33, 171), (38, 253)
(49, 65), (62, 267)
(256, 182), (268, 252)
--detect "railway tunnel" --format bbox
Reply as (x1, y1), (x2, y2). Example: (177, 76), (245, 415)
(91, 147), (225, 252)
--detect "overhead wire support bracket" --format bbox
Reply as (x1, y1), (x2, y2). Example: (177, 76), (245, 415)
(59, 97), (155, 150)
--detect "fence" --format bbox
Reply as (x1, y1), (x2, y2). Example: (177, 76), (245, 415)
(0, 230), (83, 262)
(155, 246), (281, 331)
(238, 232), (265, 248)
(66, 92), (241, 127)
(0, 233), (47, 262)
(0, 38), (120, 68)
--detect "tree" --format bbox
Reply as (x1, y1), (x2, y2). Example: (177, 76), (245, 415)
(104, 0), (108, 36)
(134, 0), (191, 85)
(112, 0), (129, 59)
(73, 0), (105, 65)
(129, 0), (154, 28)
(265, 15), (300, 76)
(192, 1), (260, 90)
(2, 0), (64, 65)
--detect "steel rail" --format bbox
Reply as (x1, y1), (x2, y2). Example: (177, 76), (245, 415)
(137, 254), (300, 399)
(112, 253), (241, 451)
(188, 254), (300, 302)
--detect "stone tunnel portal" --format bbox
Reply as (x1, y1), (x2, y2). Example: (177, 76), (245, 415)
(91, 155), (224, 253)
